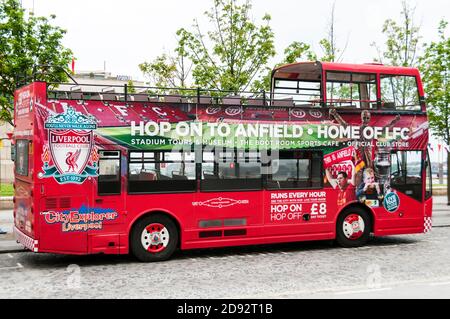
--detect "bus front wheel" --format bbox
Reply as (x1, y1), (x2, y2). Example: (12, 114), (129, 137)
(336, 207), (371, 248)
(130, 214), (178, 262)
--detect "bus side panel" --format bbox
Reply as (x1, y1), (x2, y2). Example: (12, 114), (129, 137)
(14, 179), (34, 237)
(38, 195), (89, 253)
(373, 192), (425, 236)
(262, 189), (338, 238)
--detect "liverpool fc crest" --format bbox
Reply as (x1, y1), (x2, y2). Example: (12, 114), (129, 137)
(39, 107), (99, 184)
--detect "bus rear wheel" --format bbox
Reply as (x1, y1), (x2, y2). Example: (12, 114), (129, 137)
(130, 214), (178, 262)
(336, 207), (371, 248)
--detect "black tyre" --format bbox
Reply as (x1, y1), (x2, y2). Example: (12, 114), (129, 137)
(336, 207), (371, 248)
(130, 214), (178, 262)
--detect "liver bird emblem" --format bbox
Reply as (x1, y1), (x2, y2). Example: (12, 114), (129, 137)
(65, 149), (81, 173)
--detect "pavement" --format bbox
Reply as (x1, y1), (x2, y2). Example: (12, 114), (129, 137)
(1, 196), (450, 254)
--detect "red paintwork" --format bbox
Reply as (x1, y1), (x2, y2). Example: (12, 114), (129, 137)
(12, 62), (432, 256)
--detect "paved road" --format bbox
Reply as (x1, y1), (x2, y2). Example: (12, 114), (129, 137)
(1, 227), (449, 299)
(1, 197), (450, 299)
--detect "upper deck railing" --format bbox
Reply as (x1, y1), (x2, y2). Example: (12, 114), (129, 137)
(46, 82), (322, 109)
(24, 63), (426, 113)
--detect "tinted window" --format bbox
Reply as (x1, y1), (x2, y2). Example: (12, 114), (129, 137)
(128, 151), (196, 193)
(98, 151), (121, 195)
(15, 140), (29, 176)
(390, 151), (422, 201)
(201, 150), (262, 191)
(266, 151), (323, 190)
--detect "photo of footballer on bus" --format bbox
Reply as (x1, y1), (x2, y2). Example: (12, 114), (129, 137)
(325, 168), (356, 209)
(356, 168), (382, 201)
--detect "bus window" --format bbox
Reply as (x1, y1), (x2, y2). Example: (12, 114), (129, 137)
(326, 72), (377, 109)
(15, 140), (29, 176)
(272, 79), (321, 107)
(266, 150), (322, 190)
(390, 151), (422, 201)
(380, 75), (420, 111)
(128, 151), (196, 194)
(98, 151), (121, 195)
(201, 149), (262, 191)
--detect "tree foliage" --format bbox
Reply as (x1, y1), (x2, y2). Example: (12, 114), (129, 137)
(372, 1), (421, 110)
(318, 1), (347, 63)
(420, 20), (450, 146)
(372, 1), (421, 67)
(175, 0), (276, 94)
(250, 41), (315, 93)
(139, 39), (192, 89)
(139, 54), (179, 88)
(0, 0), (73, 124)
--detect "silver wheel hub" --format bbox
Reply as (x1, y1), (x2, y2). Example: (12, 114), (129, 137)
(141, 226), (170, 251)
(343, 215), (365, 239)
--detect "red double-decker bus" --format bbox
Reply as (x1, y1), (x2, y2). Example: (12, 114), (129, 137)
(12, 61), (433, 261)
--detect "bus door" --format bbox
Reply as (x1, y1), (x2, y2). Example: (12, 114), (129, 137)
(92, 150), (126, 252)
(388, 150), (426, 228)
(424, 151), (433, 230)
(194, 150), (264, 240)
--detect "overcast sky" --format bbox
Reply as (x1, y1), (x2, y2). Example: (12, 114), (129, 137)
(19, 0), (450, 161)
(20, 0), (449, 81)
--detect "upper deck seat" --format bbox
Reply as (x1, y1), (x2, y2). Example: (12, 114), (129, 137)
(272, 98), (295, 107)
(101, 87), (117, 101)
(130, 94), (149, 102)
(192, 96), (213, 105)
(246, 98), (267, 106)
(163, 95), (183, 104)
(222, 96), (241, 106)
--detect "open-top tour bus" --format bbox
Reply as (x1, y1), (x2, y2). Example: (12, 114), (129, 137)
(13, 61), (432, 261)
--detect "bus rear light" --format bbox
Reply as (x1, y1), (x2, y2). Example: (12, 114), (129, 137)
(13, 196), (16, 204)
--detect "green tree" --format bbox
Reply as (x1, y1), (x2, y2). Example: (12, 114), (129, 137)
(0, 0), (73, 125)
(419, 20), (450, 202)
(139, 36), (192, 90)
(251, 41), (315, 92)
(139, 54), (178, 88)
(127, 80), (136, 94)
(318, 1), (348, 63)
(372, 1), (420, 67)
(176, 0), (276, 94)
(372, 1), (421, 108)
